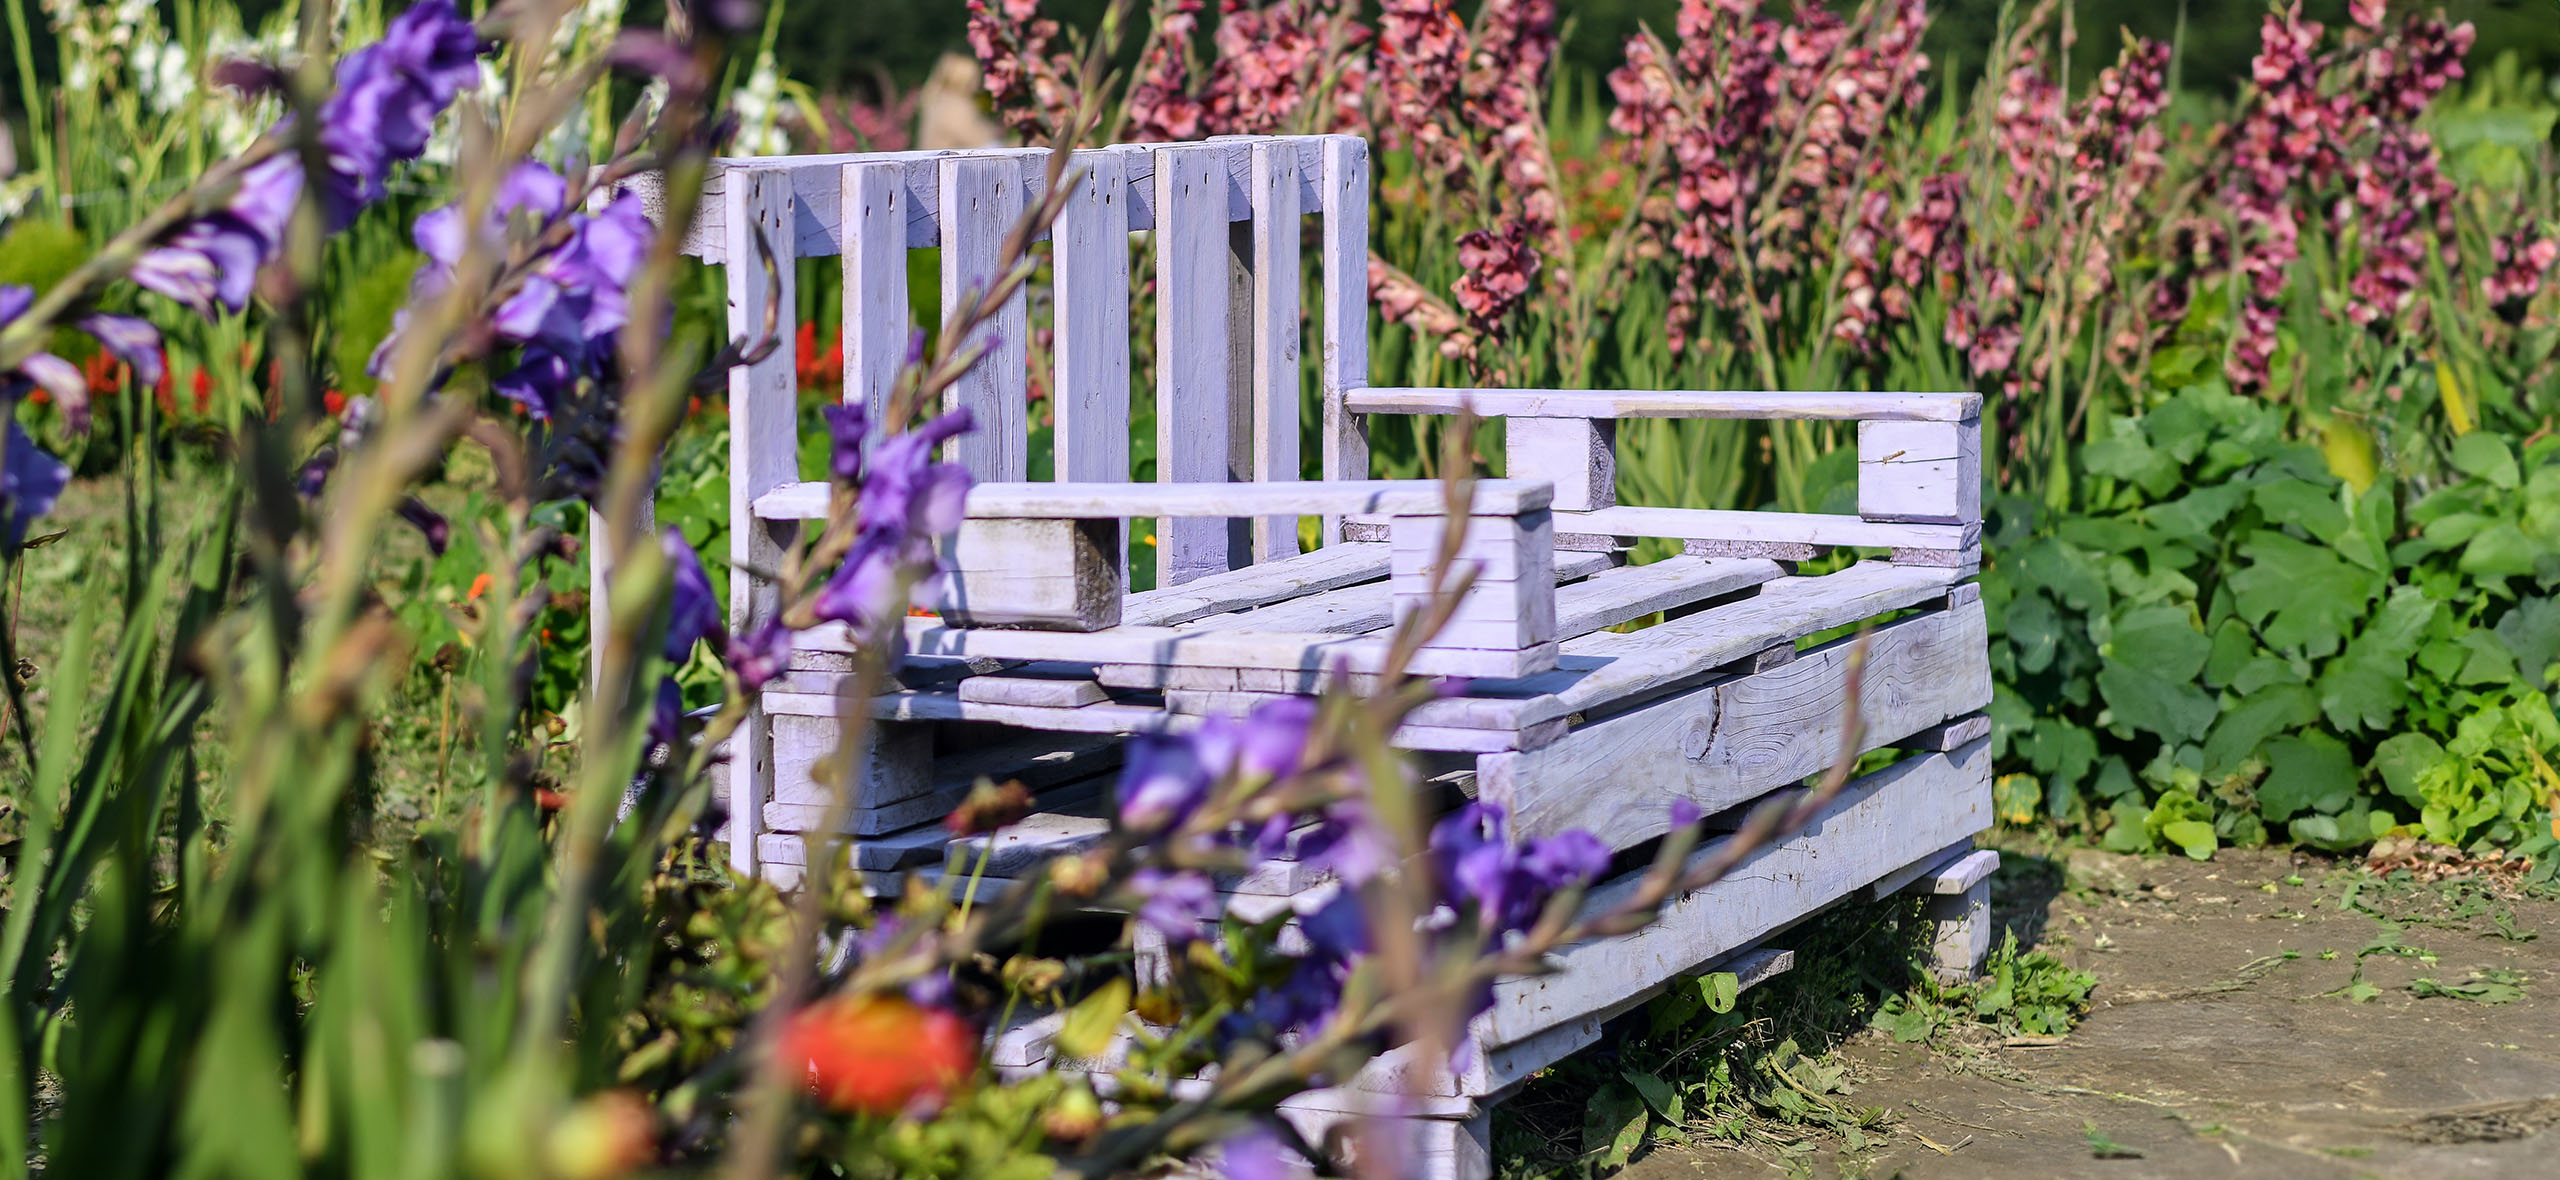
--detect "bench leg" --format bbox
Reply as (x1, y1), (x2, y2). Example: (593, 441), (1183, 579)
(1925, 873), (1993, 983)
(1897, 847), (1999, 982)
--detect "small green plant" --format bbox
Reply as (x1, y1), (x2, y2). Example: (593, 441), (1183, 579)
(2083, 1120), (2143, 1160)
(1874, 931), (2098, 1043)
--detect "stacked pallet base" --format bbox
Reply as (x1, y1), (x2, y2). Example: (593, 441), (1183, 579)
(738, 558), (1997, 1180)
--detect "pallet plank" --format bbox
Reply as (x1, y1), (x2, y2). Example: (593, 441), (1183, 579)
(1486, 739), (1993, 1043)
(939, 155), (1030, 480)
(841, 161), (909, 424)
(1318, 136), (1370, 541)
(1156, 143), (1237, 585)
(723, 168), (798, 875)
(1480, 601), (1992, 847)
(1251, 141), (1304, 562)
(754, 478), (1554, 521)
(1347, 386), (1982, 422)
(1120, 543), (1392, 628)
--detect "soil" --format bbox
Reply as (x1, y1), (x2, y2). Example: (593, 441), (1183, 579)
(1633, 844), (2560, 1180)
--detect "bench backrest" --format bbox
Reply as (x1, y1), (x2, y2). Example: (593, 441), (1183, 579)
(675, 134), (1375, 589)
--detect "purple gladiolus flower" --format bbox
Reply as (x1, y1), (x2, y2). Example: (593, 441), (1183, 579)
(1, 421), (69, 549)
(726, 620), (792, 691)
(0, 286), (83, 414)
(316, 0), (485, 218)
(821, 402), (868, 485)
(135, 3), (481, 315)
(1129, 868), (1221, 945)
(1218, 1127), (1306, 1180)
(75, 313), (165, 393)
(1429, 803), (1612, 937)
(661, 528), (720, 664)
(1116, 732), (1214, 833)
(1192, 696), (1316, 786)
(810, 408), (974, 631)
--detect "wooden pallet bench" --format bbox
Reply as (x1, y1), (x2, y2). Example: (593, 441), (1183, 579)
(631, 134), (1996, 1180)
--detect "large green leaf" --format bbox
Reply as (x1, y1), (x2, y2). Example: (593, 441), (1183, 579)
(2202, 684), (2318, 775)
(2494, 596), (2560, 689)
(2097, 662), (2217, 743)
(2107, 605), (2212, 682)
(2316, 588), (2442, 733)
(2258, 734), (2359, 823)
(2229, 532), (2379, 657)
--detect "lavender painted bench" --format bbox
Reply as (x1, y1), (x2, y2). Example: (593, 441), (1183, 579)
(632, 134), (1995, 1179)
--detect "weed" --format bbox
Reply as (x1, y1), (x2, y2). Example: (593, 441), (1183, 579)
(1873, 931), (2098, 1044)
(2083, 1120), (2143, 1159)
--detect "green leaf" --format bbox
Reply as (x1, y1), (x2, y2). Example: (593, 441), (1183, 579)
(2107, 605), (2212, 681)
(2460, 524), (2541, 578)
(1623, 1068), (1684, 1125)
(2258, 734), (2359, 823)
(1054, 978), (1131, 1061)
(2160, 819), (2218, 860)
(1702, 970), (1740, 1015)
(2020, 538), (2110, 614)
(2370, 733), (2447, 808)
(2452, 433), (2521, 489)
(2147, 487), (2250, 545)
(2254, 477), (2349, 544)
(2410, 969), (2526, 1004)
(2097, 662), (2218, 742)
(2229, 532), (2379, 657)
(1582, 1083), (1649, 1169)
(2494, 597), (2560, 689)
(2203, 620), (2260, 689)
(2316, 588), (2442, 733)
(2203, 684), (2318, 775)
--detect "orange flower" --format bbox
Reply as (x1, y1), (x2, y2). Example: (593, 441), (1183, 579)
(777, 993), (977, 1116)
(467, 572), (493, 601)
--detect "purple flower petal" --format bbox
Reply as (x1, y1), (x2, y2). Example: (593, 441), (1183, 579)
(1129, 868), (1221, 945)
(1, 421), (69, 548)
(821, 402), (869, 485)
(726, 620), (792, 691)
(77, 314), (165, 389)
(1116, 731), (1213, 833)
(660, 528), (721, 664)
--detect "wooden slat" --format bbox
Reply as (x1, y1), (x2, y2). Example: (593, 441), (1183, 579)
(1175, 549), (1617, 639)
(1506, 416), (1614, 512)
(1050, 147), (1132, 578)
(1543, 561), (1958, 721)
(842, 161), (909, 425)
(939, 155), (1030, 480)
(1859, 417), (1982, 525)
(1251, 140), (1304, 562)
(1347, 387), (1983, 422)
(1155, 144), (1236, 586)
(1120, 542), (1391, 627)
(821, 620), (1564, 679)
(1548, 556), (1784, 638)
(1485, 739), (1992, 1044)
(1318, 135), (1370, 542)
(652, 140), (1330, 261)
(1479, 601), (1992, 847)
(1555, 506), (1976, 552)
(723, 167), (799, 876)
(753, 478), (1553, 521)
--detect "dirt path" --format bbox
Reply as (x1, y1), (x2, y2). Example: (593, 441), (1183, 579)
(1635, 846), (2560, 1179)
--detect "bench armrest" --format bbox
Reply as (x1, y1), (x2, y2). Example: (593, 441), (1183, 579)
(1341, 387), (1980, 422)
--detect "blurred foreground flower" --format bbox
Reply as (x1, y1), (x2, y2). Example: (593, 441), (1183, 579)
(778, 993), (978, 1116)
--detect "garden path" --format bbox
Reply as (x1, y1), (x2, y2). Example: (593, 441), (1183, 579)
(1642, 846), (2560, 1179)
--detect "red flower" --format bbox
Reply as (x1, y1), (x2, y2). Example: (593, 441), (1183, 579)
(323, 389), (347, 416)
(778, 994), (978, 1116)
